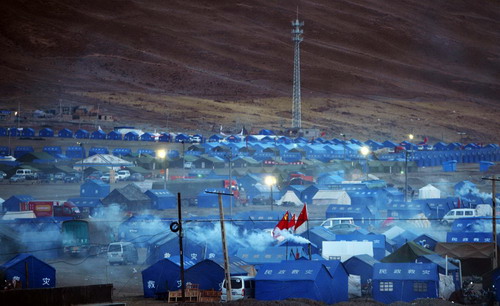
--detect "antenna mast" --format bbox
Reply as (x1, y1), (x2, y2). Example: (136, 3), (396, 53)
(291, 8), (304, 129)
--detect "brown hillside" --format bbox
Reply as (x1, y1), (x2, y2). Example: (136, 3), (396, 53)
(0, 0), (498, 141)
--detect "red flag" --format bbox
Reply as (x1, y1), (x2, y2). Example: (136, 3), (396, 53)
(294, 204), (308, 231)
(288, 214), (296, 231)
(273, 211), (289, 238)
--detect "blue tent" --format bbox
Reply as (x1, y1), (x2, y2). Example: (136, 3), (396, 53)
(80, 180), (110, 198)
(20, 128), (35, 137)
(208, 134), (224, 142)
(175, 133), (190, 143)
(185, 258), (248, 290)
(42, 146), (63, 156)
(158, 133), (171, 142)
(107, 130), (122, 140)
(141, 256), (196, 298)
(197, 188), (231, 208)
(3, 195), (35, 211)
(75, 129), (90, 139)
(0, 253), (56, 288)
(299, 226), (337, 255)
(447, 232), (493, 243)
(0, 127), (7, 136)
(145, 190), (177, 209)
(140, 132), (156, 141)
(343, 254), (380, 287)
(255, 261), (340, 304)
(124, 131), (139, 141)
(14, 146), (34, 158)
(88, 147), (109, 156)
(112, 148), (131, 157)
(416, 254), (460, 290)
(66, 145), (86, 159)
(372, 262), (439, 303)
(146, 233), (206, 265)
(91, 129), (106, 140)
(236, 247), (306, 266)
(58, 128), (73, 138)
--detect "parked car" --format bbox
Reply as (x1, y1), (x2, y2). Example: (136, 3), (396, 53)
(9, 174), (26, 183)
(116, 170), (131, 181)
(64, 173), (81, 183)
(87, 171), (103, 180)
(54, 172), (66, 180)
(128, 173), (145, 182)
(100, 173), (110, 183)
(328, 223), (360, 235)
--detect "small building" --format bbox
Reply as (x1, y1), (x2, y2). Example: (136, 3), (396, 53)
(144, 190), (177, 210)
(80, 180), (110, 198)
(101, 183), (152, 211)
(372, 262), (439, 303)
(0, 253), (56, 288)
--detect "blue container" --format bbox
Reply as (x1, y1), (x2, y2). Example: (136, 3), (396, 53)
(479, 161), (494, 172)
(442, 160), (457, 172)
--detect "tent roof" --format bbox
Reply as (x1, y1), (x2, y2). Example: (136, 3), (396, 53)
(312, 190), (348, 200)
(381, 242), (436, 263)
(434, 242), (494, 259)
(345, 254), (380, 267)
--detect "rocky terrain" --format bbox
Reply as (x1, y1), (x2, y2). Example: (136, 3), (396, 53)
(0, 0), (499, 141)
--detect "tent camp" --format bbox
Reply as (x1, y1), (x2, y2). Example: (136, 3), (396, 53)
(141, 256), (196, 298)
(372, 262), (439, 303)
(255, 261), (343, 304)
(0, 253), (56, 288)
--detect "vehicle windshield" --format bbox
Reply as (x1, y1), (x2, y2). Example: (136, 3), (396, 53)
(224, 278), (243, 289)
(108, 244), (122, 252)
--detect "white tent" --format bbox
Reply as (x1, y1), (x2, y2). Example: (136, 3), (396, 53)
(418, 184), (441, 199)
(73, 154), (134, 171)
(312, 190), (351, 205)
(322, 241), (373, 261)
(276, 190), (302, 206)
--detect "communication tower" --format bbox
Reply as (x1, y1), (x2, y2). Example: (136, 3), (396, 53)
(291, 13), (304, 129)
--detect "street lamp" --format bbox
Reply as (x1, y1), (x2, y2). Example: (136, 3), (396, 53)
(404, 134), (414, 202)
(77, 142), (85, 182)
(360, 146), (370, 180)
(265, 176), (277, 211)
(157, 149), (168, 189)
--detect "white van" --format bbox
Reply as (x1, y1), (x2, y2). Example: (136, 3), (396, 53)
(320, 217), (355, 229)
(441, 208), (478, 225)
(15, 169), (33, 177)
(221, 276), (255, 301)
(107, 242), (138, 265)
(116, 170), (131, 181)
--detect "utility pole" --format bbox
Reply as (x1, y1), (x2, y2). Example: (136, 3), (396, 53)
(291, 9), (304, 129)
(483, 175), (499, 269)
(205, 190), (233, 301)
(170, 193), (185, 301)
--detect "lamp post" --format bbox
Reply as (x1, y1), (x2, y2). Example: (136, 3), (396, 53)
(340, 133), (347, 160)
(77, 142), (85, 182)
(404, 134), (414, 202)
(157, 149), (168, 189)
(265, 176), (277, 211)
(360, 146), (370, 180)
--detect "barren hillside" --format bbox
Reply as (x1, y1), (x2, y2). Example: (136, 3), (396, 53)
(0, 0), (498, 141)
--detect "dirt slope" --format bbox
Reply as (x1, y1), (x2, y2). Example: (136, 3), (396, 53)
(0, 0), (498, 141)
